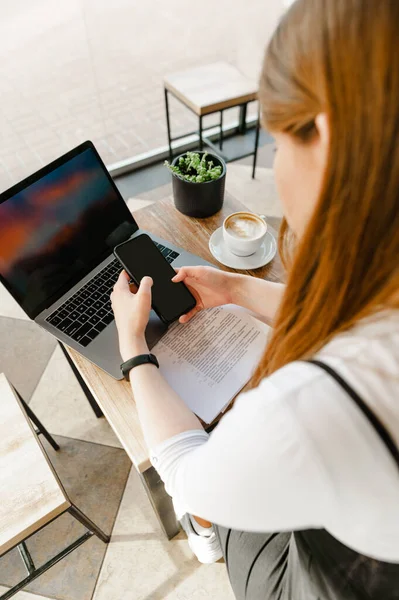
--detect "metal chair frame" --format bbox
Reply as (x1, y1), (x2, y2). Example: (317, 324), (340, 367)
(0, 504), (109, 600)
(0, 390), (110, 600)
(164, 87), (261, 178)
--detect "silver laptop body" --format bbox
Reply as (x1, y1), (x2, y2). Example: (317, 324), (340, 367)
(0, 141), (211, 379)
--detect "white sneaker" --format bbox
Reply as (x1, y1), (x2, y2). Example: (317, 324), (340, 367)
(180, 514), (223, 564)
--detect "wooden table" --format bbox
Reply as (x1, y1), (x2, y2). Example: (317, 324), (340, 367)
(66, 191), (283, 539)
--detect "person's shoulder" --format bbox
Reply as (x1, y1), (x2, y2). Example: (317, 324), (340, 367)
(316, 309), (399, 391)
(236, 310), (399, 421)
(318, 309), (399, 363)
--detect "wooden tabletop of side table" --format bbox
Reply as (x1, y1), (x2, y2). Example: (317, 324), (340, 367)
(164, 62), (258, 116)
(65, 192), (284, 474)
(0, 374), (70, 556)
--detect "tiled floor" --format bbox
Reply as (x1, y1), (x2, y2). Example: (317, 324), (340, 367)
(0, 316), (56, 401)
(93, 470), (234, 600)
(0, 0), (284, 192)
(0, 149), (281, 600)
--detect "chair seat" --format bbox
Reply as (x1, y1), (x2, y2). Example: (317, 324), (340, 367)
(0, 374), (70, 555)
(164, 61), (258, 116)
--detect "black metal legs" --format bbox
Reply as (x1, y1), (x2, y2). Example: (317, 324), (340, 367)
(14, 388), (60, 451)
(163, 86), (260, 172)
(68, 504), (110, 544)
(252, 106), (261, 179)
(238, 103), (248, 134)
(198, 115), (203, 151)
(164, 88), (173, 162)
(1, 536), (91, 600)
(18, 542), (35, 575)
(0, 506), (109, 600)
(58, 342), (103, 418)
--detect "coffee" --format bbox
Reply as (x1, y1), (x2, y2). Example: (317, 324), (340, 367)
(225, 214), (266, 240)
(222, 211), (268, 257)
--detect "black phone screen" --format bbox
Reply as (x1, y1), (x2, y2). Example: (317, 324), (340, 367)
(114, 234), (196, 324)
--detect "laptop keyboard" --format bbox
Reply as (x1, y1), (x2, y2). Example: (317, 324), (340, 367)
(46, 242), (179, 347)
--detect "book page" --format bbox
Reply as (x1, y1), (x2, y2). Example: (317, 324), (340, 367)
(152, 306), (270, 423)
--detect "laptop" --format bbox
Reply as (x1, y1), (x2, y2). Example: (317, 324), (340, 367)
(0, 141), (212, 379)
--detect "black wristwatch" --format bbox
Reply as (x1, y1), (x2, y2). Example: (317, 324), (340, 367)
(120, 353), (159, 381)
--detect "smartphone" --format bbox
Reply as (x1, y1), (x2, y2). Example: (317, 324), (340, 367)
(113, 234), (196, 325)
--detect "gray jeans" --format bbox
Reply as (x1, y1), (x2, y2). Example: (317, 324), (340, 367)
(214, 525), (399, 600)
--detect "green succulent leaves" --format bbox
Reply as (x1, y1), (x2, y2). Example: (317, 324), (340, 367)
(165, 152), (222, 183)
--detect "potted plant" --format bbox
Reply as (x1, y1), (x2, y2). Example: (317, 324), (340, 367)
(165, 151), (226, 218)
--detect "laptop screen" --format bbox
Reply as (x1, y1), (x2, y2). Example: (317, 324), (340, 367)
(0, 144), (138, 318)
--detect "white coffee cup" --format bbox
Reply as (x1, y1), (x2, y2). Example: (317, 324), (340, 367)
(222, 211), (267, 257)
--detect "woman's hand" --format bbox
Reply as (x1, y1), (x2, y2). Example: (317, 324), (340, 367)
(111, 271), (152, 361)
(172, 266), (236, 323)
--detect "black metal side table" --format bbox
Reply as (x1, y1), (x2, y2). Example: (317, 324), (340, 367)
(164, 61), (260, 178)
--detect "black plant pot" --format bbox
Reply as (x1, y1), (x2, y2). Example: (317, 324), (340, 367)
(171, 151), (226, 218)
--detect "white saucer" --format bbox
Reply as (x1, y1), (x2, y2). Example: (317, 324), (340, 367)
(209, 226), (277, 270)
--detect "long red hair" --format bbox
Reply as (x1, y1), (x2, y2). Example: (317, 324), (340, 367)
(251, 0), (399, 387)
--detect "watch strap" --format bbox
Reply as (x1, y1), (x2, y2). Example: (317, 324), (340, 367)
(121, 353), (159, 380)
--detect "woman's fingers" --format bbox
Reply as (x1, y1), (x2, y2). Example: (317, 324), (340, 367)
(138, 276), (153, 297)
(172, 268), (184, 282)
(129, 281), (138, 293)
(112, 273), (152, 304)
(179, 305), (200, 323)
(136, 277), (153, 320)
(115, 269), (130, 289)
(111, 270), (129, 303)
(172, 266), (203, 283)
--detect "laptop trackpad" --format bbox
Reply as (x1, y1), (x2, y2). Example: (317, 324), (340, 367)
(145, 310), (168, 349)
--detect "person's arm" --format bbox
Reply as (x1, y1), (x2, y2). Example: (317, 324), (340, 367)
(151, 362), (335, 530)
(111, 272), (204, 448)
(111, 271), (284, 448)
(231, 274), (285, 323)
(124, 335), (204, 448)
(172, 266), (285, 324)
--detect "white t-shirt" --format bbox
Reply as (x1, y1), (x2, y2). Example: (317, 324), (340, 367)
(150, 311), (399, 563)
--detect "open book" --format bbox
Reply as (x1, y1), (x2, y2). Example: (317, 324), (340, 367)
(152, 305), (271, 424)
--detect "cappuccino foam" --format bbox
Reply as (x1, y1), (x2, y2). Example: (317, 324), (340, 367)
(225, 214), (265, 239)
